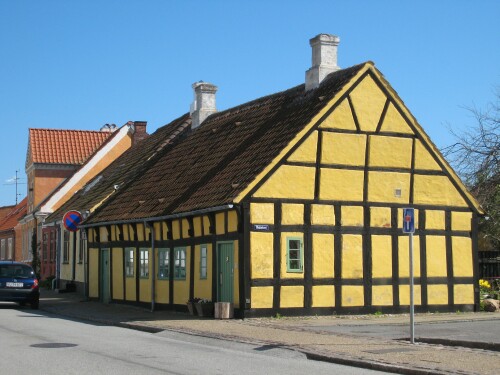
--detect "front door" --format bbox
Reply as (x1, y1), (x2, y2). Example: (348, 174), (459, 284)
(100, 248), (110, 303)
(217, 242), (234, 303)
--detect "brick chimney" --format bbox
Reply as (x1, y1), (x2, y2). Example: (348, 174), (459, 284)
(305, 34), (340, 91)
(190, 81), (218, 129)
(131, 121), (148, 145)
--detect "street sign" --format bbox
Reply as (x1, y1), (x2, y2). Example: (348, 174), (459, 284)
(402, 207), (415, 233)
(63, 210), (82, 232)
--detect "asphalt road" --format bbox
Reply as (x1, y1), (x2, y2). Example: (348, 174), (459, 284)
(0, 304), (389, 375)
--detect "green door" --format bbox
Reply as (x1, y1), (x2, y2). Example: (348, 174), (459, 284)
(100, 248), (110, 303)
(217, 242), (234, 303)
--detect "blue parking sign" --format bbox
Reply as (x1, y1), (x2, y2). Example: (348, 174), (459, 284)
(402, 208), (415, 233)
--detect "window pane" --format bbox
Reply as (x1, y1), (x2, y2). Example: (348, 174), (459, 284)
(289, 249), (300, 260)
(289, 260), (300, 270)
(289, 240), (300, 250)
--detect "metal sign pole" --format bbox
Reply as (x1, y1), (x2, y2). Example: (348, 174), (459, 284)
(409, 231), (415, 344)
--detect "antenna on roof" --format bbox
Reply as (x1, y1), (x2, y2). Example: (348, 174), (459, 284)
(3, 170), (25, 205)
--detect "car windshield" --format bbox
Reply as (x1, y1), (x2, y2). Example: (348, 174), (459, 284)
(0, 265), (34, 279)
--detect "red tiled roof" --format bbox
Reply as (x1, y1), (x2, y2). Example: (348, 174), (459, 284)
(0, 205), (15, 222)
(0, 197), (27, 232)
(28, 129), (113, 165)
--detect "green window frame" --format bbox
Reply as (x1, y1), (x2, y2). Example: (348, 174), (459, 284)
(200, 245), (207, 279)
(63, 231), (70, 264)
(174, 247), (186, 280)
(139, 248), (149, 278)
(158, 248), (169, 279)
(125, 247), (134, 277)
(286, 237), (303, 273)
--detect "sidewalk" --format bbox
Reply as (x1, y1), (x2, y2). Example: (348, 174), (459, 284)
(38, 289), (499, 375)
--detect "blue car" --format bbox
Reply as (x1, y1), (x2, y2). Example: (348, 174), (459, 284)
(0, 261), (40, 309)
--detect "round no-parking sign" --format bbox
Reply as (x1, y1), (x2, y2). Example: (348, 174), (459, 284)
(63, 210), (82, 232)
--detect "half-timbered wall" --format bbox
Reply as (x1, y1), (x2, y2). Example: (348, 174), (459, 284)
(245, 71), (477, 315)
(87, 210), (240, 309)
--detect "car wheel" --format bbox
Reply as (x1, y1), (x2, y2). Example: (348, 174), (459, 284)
(31, 300), (39, 310)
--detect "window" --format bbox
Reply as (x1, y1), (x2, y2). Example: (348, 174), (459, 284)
(7, 238), (13, 259)
(63, 231), (70, 263)
(158, 248), (169, 279)
(1, 239), (5, 259)
(286, 237), (303, 272)
(200, 245), (207, 279)
(139, 248), (149, 278)
(174, 247), (186, 280)
(125, 247), (134, 277)
(42, 233), (48, 261)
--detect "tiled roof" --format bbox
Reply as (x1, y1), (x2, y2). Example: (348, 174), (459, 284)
(0, 197), (27, 232)
(45, 115), (191, 223)
(83, 63), (365, 224)
(0, 205), (16, 222)
(28, 129), (113, 165)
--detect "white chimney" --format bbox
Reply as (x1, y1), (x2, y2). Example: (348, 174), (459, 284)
(190, 81), (218, 129)
(305, 34), (340, 91)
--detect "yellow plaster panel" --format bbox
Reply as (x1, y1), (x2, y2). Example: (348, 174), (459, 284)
(369, 136), (413, 169)
(281, 204), (304, 225)
(372, 285), (393, 306)
(250, 232), (274, 279)
(380, 102), (414, 134)
(349, 75), (387, 132)
(427, 284), (448, 305)
(280, 286), (304, 308)
(216, 213), (225, 235)
(414, 140), (441, 171)
(454, 284), (474, 305)
(368, 171), (410, 203)
(254, 165), (315, 199)
(172, 220), (181, 240)
(280, 232), (304, 279)
(287, 131), (318, 163)
(140, 279), (151, 302)
(397, 208), (419, 229)
(181, 219), (189, 238)
(193, 217), (202, 237)
(203, 216), (211, 235)
(426, 210), (445, 230)
(342, 286), (364, 307)
(136, 224), (145, 241)
(342, 206), (364, 227)
(161, 222), (168, 240)
(228, 210), (238, 233)
(311, 204), (335, 226)
(251, 286), (274, 308)
(320, 169), (364, 201)
(320, 98), (357, 130)
(99, 227), (109, 242)
(173, 280), (189, 305)
(89, 248), (99, 298)
(342, 235), (363, 279)
(312, 233), (334, 278)
(312, 285), (335, 307)
(321, 132), (366, 166)
(426, 236), (447, 277)
(452, 237), (473, 277)
(156, 279), (170, 304)
(194, 244), (212, 300)
(398, 236), (421, 277)
(250, 203), (274, 224)
(372, 235), (392, 278)
(370, 207), (391, 228)
(126, 277), (136, 301)
(399, 285), (422, 305)
(112, 248), (124, 300)
(414, 175), (468, 207)
(452, 212), (472, 231)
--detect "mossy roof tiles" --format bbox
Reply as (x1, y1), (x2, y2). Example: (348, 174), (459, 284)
(82, 63), (365, 224)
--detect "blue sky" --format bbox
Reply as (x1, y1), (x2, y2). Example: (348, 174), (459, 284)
(0, 0), (498, 207)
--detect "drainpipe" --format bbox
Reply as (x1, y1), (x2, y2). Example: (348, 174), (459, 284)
(82, 229), (88, 301)
(145, 221), (155, 312)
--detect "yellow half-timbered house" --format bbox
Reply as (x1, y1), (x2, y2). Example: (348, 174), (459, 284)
(50, 34), (482, 317)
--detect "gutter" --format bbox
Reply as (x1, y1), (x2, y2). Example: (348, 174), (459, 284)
(80, 204), (234, 229)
